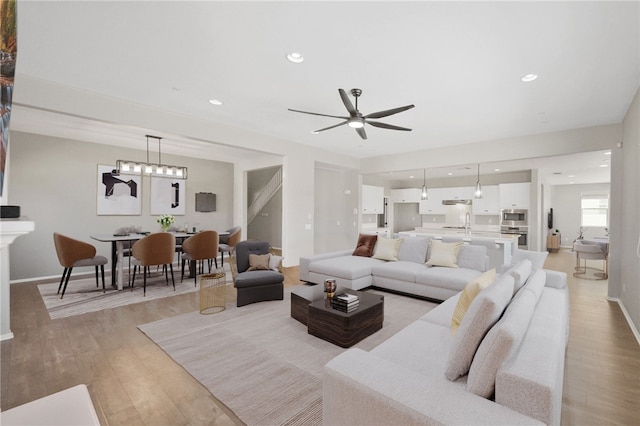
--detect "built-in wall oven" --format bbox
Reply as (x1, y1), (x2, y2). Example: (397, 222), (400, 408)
(501, 226), (528, 250)
(500, 209), (528, 227)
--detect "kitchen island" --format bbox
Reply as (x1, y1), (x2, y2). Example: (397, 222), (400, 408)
(398, 227), (520, 269)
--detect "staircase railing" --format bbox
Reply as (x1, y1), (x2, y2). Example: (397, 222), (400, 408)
(248, 168), (282, 223)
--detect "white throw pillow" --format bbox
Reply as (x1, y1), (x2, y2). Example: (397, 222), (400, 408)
(445, 274), (515, 381)
(373, 238), (402, 261)
(426, 240), (462, 268)
(269, 255), (283, 272)
(467, 289), (537, 398)
(451, 269), (496, 334)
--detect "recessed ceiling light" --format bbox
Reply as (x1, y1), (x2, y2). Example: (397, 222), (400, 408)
(521, 73), (538, 82)
(447, 172), (453, 176)
(604, 151), (611, 155)
(409, 175), (415, 179)
(287, 52), (304, 63)
(568, 175), (575, 178)
(494, 168), (500, 172)
(209, 99), (223, 106)
(600, 164), (609, 168)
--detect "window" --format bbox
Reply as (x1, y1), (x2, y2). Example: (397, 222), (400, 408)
(581, 194), (609, 227)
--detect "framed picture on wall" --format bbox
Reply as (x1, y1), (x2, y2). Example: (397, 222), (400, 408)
(150, 177), (186, 215)
(96, 164), (142, 215)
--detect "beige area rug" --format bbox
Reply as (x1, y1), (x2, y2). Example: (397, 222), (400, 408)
(138, 288), (437, 426)
(38, 265), (232, 320)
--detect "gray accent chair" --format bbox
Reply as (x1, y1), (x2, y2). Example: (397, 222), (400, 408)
(233, 240), (284, 307)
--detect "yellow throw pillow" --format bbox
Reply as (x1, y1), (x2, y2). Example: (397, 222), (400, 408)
(247, 253), (271, 271)
(451, 268), (497, 334)
(373, 238), (403, 261)
(426, 240), (463, 268)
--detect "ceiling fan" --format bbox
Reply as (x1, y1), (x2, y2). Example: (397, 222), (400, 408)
(288, 88), (415, 140)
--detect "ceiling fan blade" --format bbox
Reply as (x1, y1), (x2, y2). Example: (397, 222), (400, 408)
(288, 109), (348, 120)
(364, 104), (415, 119)
(356, 127), (367, 140)
(339, 89), (358, 116)
(367, 121), (412, 131)
(314, 121), (348, 133)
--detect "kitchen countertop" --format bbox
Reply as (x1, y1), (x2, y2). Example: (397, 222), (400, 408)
(401, 227), (520, 241)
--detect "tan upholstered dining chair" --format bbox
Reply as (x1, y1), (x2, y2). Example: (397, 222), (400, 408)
(181, 230), (219, 285)
(130, 232), (176, 296)
(219, 226), (241, 266)
(53, 233), (108, 299)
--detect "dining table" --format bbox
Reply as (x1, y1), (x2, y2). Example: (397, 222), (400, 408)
(90, 231), (228, 290)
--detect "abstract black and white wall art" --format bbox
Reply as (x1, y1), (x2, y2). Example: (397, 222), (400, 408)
(96, 164), (142, 215)
(150, 177), (186, 215)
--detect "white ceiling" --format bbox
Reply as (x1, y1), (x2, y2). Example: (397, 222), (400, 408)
(13, 1), (639, 184)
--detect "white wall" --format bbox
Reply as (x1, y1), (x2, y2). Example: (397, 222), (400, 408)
(610, 86), (640, 339)
(551, 183), (611, 247)
(313, 164), (359, 253)
(7, 131), (234, 280)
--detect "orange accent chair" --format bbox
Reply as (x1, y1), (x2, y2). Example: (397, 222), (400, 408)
(181, 230), (219, 285)
(130, 232), (176, 296)
(53, 233), (108, 299)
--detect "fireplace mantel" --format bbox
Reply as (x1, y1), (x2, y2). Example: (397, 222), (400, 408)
(1, 218), (35, 340)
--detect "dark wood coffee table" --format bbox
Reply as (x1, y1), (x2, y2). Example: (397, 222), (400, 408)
(291, 285), (384, 348)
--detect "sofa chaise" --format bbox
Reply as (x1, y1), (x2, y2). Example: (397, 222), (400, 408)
(323, 252), (569, 425)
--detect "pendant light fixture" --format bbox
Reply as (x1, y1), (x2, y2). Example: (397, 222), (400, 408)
(421, 169), (428, 200)
(115, 135), (188, 179)
(474, 163), (483, 198)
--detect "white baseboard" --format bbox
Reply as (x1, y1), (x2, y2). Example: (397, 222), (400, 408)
(607, 296), (640, 346)
(1, 331), (14, 341)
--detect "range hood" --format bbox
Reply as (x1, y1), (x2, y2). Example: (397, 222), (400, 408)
(441, 199), (472, 205)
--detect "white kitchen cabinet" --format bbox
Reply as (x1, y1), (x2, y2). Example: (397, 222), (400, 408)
(499, 182), (530, 210)
(361, 228), (391, 237)
(441, 186), (475, 201)
(361, 184), (384, 214)
(419, 188), (446, 214)
(391, 188), (422, 203)
(472, 185), (500, 215)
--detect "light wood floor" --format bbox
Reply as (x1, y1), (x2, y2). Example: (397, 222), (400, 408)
(2, 252), (639, 425)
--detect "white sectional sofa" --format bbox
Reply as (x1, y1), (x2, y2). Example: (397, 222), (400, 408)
(322, 253), (569, 425)
(300, 236), (490, 301)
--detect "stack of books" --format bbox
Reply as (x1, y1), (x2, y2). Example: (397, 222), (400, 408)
(331, 292), (360, 313)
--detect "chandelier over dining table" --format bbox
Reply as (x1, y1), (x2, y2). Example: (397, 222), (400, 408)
(115, 135), (188, 179)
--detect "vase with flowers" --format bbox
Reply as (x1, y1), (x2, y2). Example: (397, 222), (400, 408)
(157, 214), (175, 232)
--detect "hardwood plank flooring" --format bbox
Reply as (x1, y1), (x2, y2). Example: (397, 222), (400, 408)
(2, 255), (639, 425)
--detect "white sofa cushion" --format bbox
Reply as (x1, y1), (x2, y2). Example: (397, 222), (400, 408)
(416, 267), (483, 292)
(467, 288), (537, 398)
(371, 321), (456, 381)
(519, 269), (546, 302)
(397, 236), (430, 264)
(511, 248), (548, 271)
(371, 261), (428, 283)
(445, 274), (515, 381)
(426, 240), (462, 268)
(373, 237), (403, 261)
(308, 255), (384, 280)
(457, 244), (488, 271)
(503, 259), (532, 293)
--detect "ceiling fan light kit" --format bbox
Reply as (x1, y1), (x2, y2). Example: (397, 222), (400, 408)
(289, 88), (414, 140)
